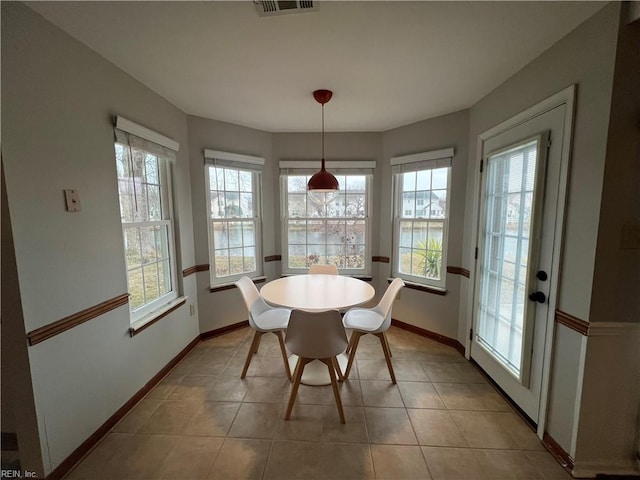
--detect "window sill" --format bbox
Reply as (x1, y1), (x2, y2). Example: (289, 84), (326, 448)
(281, 273), (373, 281)
(209, 276), (266, 293)
(387, 278), (447, 296)
(129, 297), (187, 337)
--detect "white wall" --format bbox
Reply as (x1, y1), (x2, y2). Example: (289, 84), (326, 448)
(381, 111), (470, 340)
(464, 0), (623, 469)
(2, 3), (198, 475)
(187, 115), (275, 334)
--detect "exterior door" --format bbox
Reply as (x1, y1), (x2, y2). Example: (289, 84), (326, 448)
(471, 105), (566, 423)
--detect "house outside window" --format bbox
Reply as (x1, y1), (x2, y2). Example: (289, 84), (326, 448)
(205, 150), (264, 286)
(280, 160), (375, 275)
(114, 117), (180, 323)
(391, 148), (453, 289)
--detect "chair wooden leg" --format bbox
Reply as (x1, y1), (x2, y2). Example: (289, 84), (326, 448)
(322, 358), (345, 424)
(241, 331), (263, 379)
(253, 332), (263, 354)
(376, 332), (396, 384)
(343, 331), (361, 379)
(345, 331), (354, 355)
(383, 331), (393, 357)
(274, 330), (292, 381)
(285, 357), (308, 420)
(331, 356), (344, 382)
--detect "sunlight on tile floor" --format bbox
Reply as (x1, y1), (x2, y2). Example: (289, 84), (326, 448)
(64, 326), (570, 479)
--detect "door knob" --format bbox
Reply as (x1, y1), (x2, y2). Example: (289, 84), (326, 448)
(528, 291), (546, 303)
(536, 270), (548, 281)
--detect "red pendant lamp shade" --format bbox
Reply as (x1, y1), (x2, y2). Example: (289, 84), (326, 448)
(308, 89), (339, 192)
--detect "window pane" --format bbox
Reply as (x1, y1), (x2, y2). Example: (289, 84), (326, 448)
(288, 194), (306, 217)
(140, 227), (157, 264)
(239, 170), (252, 192)
(128, 267), (144, 309)
(288, 176), (308, 193)
(243, 247), (256, 272)
(432, 167), (448, 189)
(288, 220), (307, 244)
(159, 260), (171, 296)
(228, 222), (243, 248)
(143, 264), (159, 303)
(229, 248), (244, 275)
(307, 244), (326, 265)
(307, 220), (325, 245)
(327, 244), (346, 268)
(399, 247), (411, 274)
(399, 221), (413, 248)
(147, 184), (161, 221)
(225, 169), (239, 191)
(432, 190), (447, 218)
(402, 192), (415, 218)
(242, 222), (256, 247)
(212, 222), (229, 249)
(156, 225), (170, 261)
(346, 175), (365, 192)
(215, 250), (230, 277)
(239, 193), (253, 218)
(346, 193), (365, 217)
(288, 244), (307, 268)
(346, 220), (366, 245)
(124, 227), (142, 268)
(416, 170), (431, 190)
(327, 221), (344, 245)
(345, 245), (365, 269)
(145, 154), (159, 184)
(402, 172), (416, 191)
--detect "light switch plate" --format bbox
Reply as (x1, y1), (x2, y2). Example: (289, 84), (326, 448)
(64, 189), (81, 212)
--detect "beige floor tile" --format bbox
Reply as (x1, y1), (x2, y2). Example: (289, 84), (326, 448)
(370, 444), (431, 479)
(433, 383), (511, 411)
(449, 411), (520, 449)
(207, 438), (271, 480)
(145, 375), (181, 400)
(245, 376), (292, 403)
(64, 326), (572, 480)
(421, 446), (489, 480)
(524, 451), (573, 479)
(321, 405), (369, 443)
(423, 362), (486, 383)
(137, 400), (201, 435)
(296, 379), (363, 406)
(264, 440), (320, 480)
(361, 380), (404, 407)
(183, 401), (241, 437)
(228, 402), (281, 439)
(166, 374), (217, 401)
(275, 403), (324, 442)
(365, 407), (418, 445)
(158, 436), (223, 479)
(206, 377), (249, 402)
(407, 409), (467, 447)
(74, 433), (176, 480)
(472, 449), (543, 480)
(317, 442), (375, 480)
(113, 398), (162, 433)
(398, 382), (446, 409)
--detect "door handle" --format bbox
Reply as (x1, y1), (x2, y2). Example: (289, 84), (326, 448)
(528, 291), (546, 303)
(536, 270), (548, 281)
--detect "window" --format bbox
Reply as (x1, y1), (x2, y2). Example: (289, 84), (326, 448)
(280, 161), (374, 275)
(205, 150), (263, 285)
(392, 148), (453, 289)
(114, 117), (179, 322)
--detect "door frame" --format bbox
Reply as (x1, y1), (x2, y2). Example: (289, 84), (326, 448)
(464, 85), (576, 438)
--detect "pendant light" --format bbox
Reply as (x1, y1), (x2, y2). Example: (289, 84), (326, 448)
(308, 89), (338, 204)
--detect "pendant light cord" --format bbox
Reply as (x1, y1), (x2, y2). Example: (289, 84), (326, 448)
(321, 103), (325, 169)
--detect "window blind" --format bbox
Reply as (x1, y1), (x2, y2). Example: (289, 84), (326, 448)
(390, 148), (453, 174)
(114, 116), (179, 162)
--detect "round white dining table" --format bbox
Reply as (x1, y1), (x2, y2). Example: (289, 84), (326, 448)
(260, 274), (375, 386)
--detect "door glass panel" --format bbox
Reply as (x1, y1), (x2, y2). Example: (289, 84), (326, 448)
(477, 140), (538, 379)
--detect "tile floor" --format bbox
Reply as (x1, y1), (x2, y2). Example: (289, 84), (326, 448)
(64, 326), (571, 479)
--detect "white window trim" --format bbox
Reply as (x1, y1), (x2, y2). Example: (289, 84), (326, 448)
(280, 168), (374, 276)
(391, 148), (454, 289)
(205, 150), (264, 286)
(114, 134), (179, 324)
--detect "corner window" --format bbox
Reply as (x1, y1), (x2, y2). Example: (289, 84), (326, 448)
(280, 161), (374, 275)
(205, 150), (263, 285)
(114, 118), (179, 322)
(392, 149), (453, 289)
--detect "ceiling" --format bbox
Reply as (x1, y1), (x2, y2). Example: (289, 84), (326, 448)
(26, 1), (605, 132)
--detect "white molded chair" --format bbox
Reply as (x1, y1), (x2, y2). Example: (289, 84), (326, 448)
(234, 276), (292, 381)
(308, 264), (339, 275)
(285, 309), (348, 424)
(342, 278), (405, 383)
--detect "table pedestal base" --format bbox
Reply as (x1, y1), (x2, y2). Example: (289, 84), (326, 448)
(287, 353), (349, 386)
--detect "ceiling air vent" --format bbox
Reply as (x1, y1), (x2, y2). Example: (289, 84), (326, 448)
(255, 0), (318, 17)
